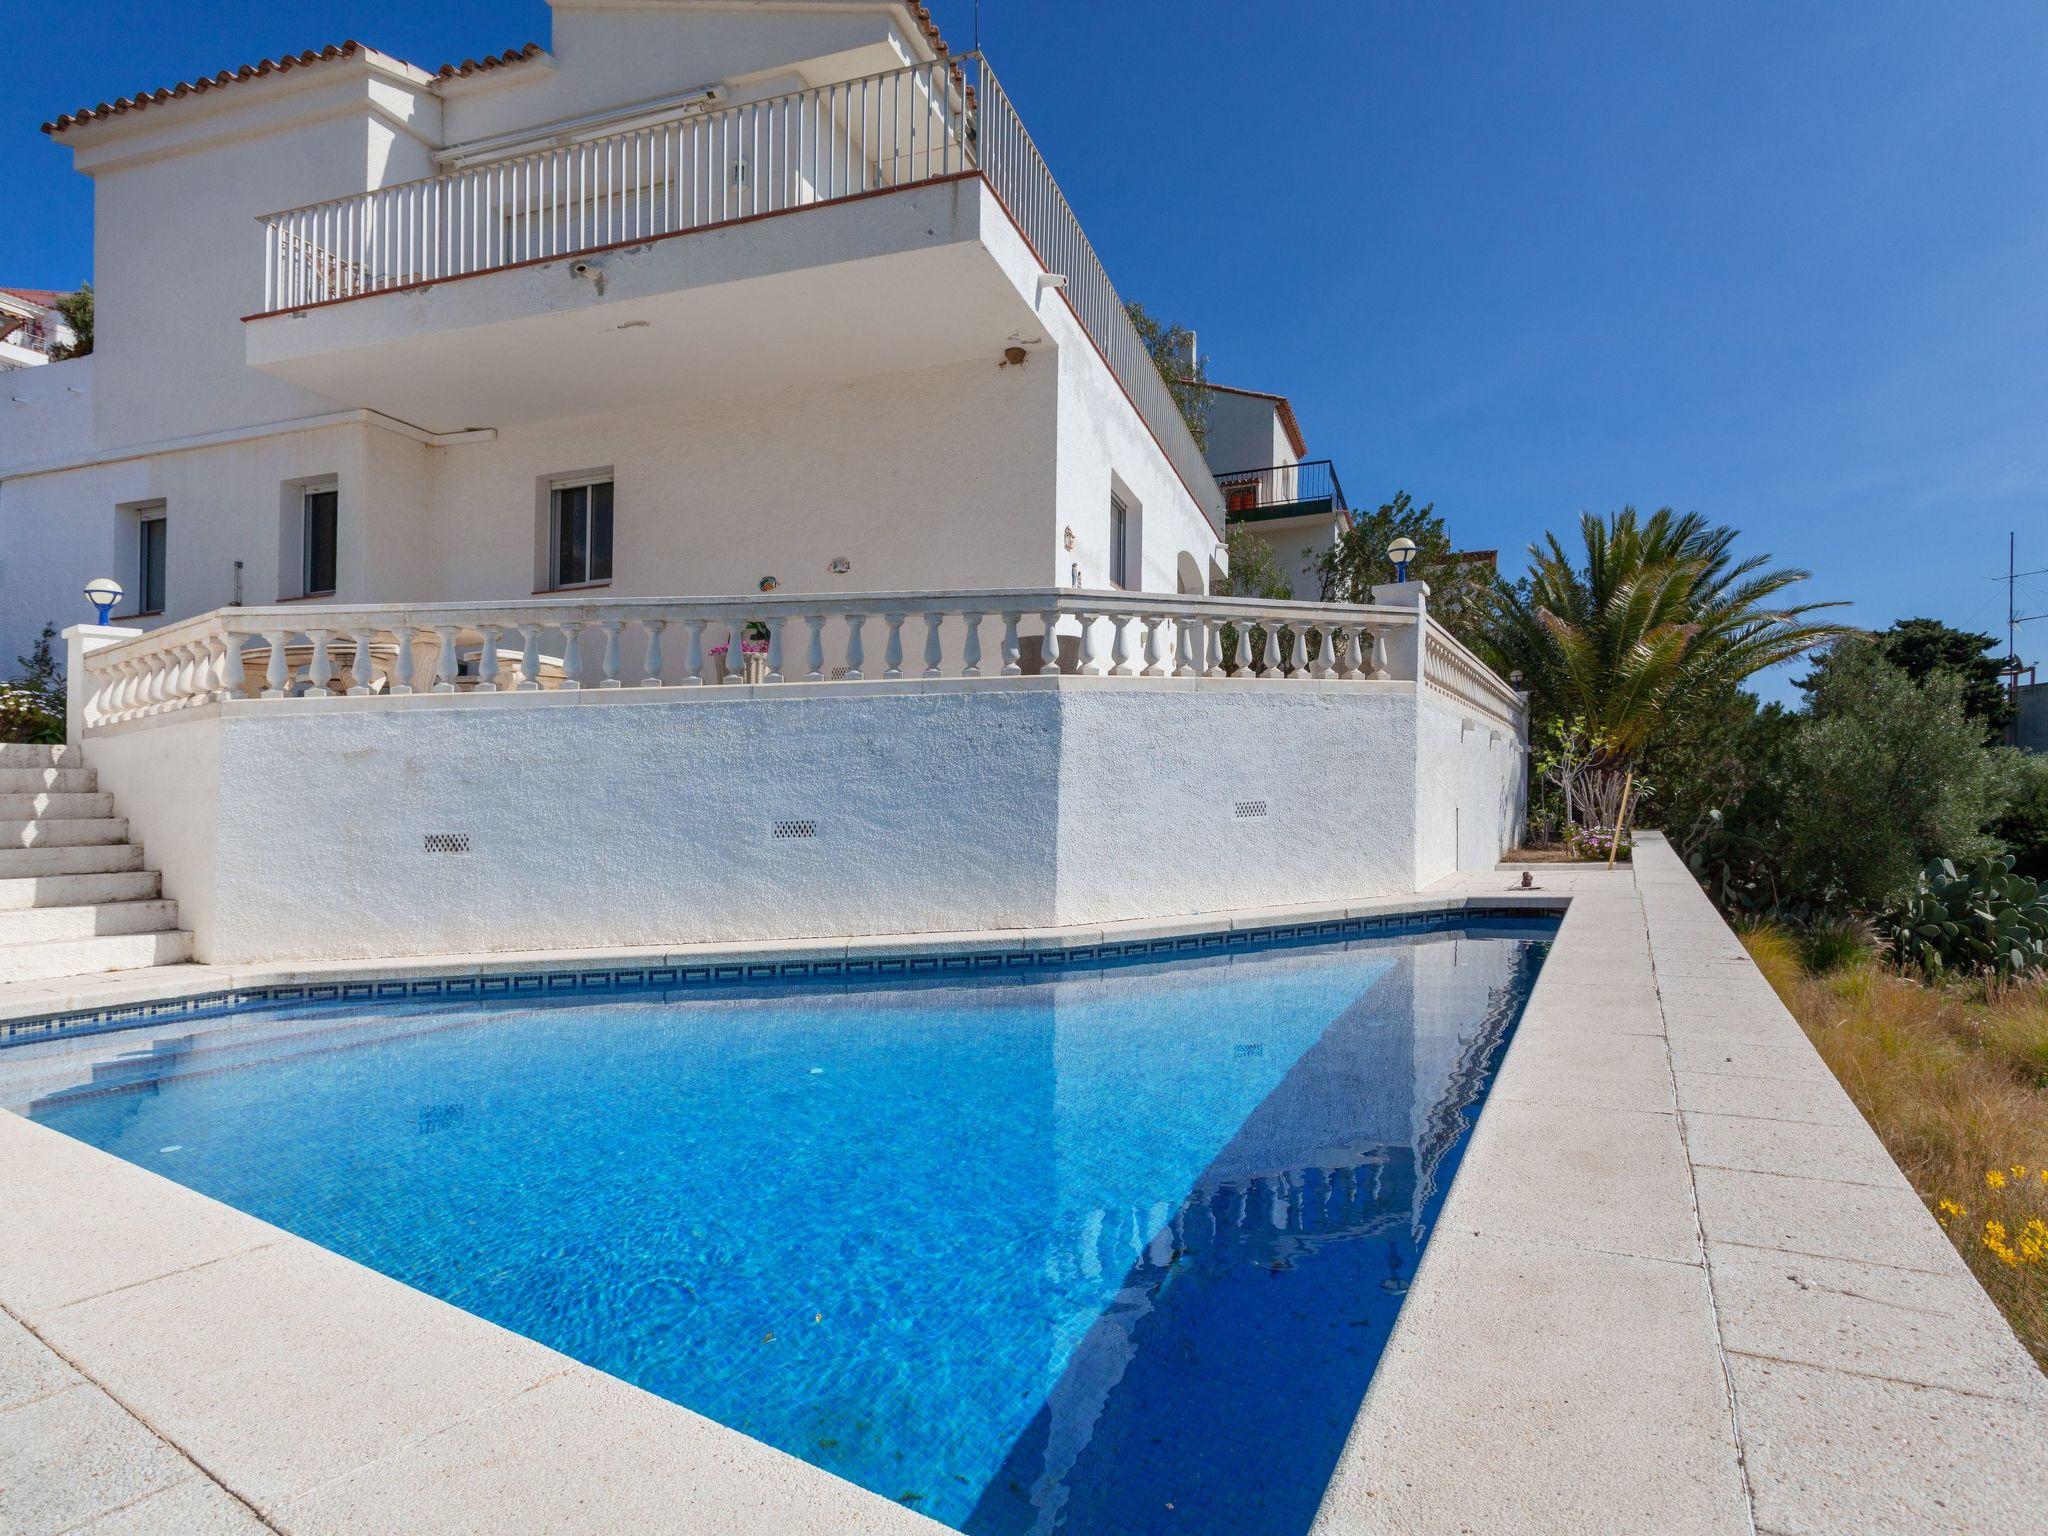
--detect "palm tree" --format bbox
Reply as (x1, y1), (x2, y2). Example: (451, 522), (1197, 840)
(1486, 507), (1846, 829)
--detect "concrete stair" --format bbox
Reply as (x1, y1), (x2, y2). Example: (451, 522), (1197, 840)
(0, 745), (193, 984)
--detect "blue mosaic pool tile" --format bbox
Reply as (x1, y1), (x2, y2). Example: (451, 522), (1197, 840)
(0, 905), (1556, 1050)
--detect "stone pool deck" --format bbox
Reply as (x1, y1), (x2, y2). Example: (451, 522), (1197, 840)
(2, 836), (2043, 1533)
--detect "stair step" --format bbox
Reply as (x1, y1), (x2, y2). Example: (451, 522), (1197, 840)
(0, 768), (96, 794)
(0, 899), (179, 946)
(0, 845), (146, 878)
(0, 744), (82, 769)
(0, 792), (115, 820)
(0, 929), (193, 985)
(0, 869), (160, 910)
(0, 818), (129, 849)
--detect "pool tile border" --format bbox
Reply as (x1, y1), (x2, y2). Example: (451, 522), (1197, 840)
(0, 902), (1557, 1050)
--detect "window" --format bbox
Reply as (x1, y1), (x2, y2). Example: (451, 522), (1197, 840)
(550, 478), (613, 589)
(137, 513), (167, 615)
(303, 487), (338, 596)
(1109, 492), (1131, 590)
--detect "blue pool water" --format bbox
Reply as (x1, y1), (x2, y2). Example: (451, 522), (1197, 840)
(26, 919), (1550, 1535)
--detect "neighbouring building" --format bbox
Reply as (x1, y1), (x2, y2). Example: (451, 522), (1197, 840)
(1201, 381), (1349, 601)
(0, 289), (73, 371)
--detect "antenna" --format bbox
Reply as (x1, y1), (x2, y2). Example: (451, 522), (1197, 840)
(975, 0), (982, 53)
(2003, 529), (2048, 714)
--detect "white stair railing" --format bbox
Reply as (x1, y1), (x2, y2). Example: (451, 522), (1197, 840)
(73, 590), (1524, 736)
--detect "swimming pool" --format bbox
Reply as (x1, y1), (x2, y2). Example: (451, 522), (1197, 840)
(22, 917), (1551, 1535)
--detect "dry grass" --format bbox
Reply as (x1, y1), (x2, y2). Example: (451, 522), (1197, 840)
(1738, 924), (2048, 1366)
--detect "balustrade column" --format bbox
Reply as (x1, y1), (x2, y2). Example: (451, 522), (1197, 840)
(1038, 612), (1063, 675)
(721, 618), (749, 685)
(261, 632), (291, 698)
(558, 622), (584, 689)
(1228, 618), (1254, 679)
(764, 617), (786, 683)
(639, 620), (666, 687)
(1108, 614), (1136, 677)
(1141, 614), (1167, 677)
(1203, 618), (1225, 678)
(921, 612), (945, 679)
(386, 628), (418, 695)
(516, 626), (544, 690)
(1000, 612), (1023, 676)
(804, 616), (827, 681)
(882, 614), (906, 679)
(1369, 624), (1392, 681)
(1259, 621), (1284, 680)
(597, 621), (624, 688)
(218, 633), (248, 701)
(1076, 613), (1102, 676)
(304, 631), (335, 697)
(432, 626), (463, 693)
(347, 628), (380, 696)
(843, 615), (866, 680)
(961, 612), (984, 677)
(682, 619), (708, 685)
(475, 625), (503, 691)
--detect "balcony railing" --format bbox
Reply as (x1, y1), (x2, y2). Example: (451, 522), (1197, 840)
(253, 55), (1224, 528)
(1217, 460), (1350, 523)
(73, 589), (1526, 735)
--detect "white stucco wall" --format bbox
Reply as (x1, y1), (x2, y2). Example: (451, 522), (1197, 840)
(1414, 692), (1526, 886)
(1203, 389), (1295, 476)
(80, 680), (1523, 965)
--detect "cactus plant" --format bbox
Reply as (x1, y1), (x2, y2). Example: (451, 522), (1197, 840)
(1885, 856), (2048, 978)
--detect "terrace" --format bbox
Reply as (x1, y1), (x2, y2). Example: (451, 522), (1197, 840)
(243, 54), (1227, 529)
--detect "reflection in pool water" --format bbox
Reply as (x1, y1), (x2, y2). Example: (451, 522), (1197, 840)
(25, 919), (1550, 1536)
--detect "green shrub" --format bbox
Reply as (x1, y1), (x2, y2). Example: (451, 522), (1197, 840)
(1885, 856), (2048, 978)
(1801, 911), (1881, 973)
(1778, 642), (2011, 910)
(0, 686), (62, 745)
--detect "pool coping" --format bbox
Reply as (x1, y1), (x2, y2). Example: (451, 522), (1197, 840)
(3, 851), (2043, 1533)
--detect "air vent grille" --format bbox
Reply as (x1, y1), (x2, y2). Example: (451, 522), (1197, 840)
(423, 833), (471, 854)
(1233, 800), (1268, 819)
(772, 819), (819, 841)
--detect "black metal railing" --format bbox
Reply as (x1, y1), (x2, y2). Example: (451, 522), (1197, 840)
(1215, 459), (1349, 523)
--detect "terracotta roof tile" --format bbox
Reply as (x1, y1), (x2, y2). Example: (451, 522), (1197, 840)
(433, 44), (547, 81)
(42, 40), (545, 136)
(1199, 382), (1309, 459)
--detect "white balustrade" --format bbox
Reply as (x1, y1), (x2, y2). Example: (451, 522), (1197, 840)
(70, 589), (1525, 738)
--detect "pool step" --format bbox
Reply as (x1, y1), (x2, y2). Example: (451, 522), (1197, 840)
(0, 869), (161, 911)
(0, 767), (97, 793)
(0, 930), (194, 986)
(0, 742), (192, 983)
(0, 744), (83, 770)
(0, 844), (147, 879)
(0, 792), (115, 820)
(0, 817), (130, 848)
(0, 899), (180, 945)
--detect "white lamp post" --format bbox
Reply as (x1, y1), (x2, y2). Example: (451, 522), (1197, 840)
(83, 577), (124, 625)
(1387, 537), (1418, 583)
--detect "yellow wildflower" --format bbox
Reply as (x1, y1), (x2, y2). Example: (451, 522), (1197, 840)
(2013, 1165), (2030, 1180)
(1937, 1198), (1965, 1219)
(1986, 1169), (2007, 1190)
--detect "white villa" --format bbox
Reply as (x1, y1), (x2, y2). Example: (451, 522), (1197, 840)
(0, 0), (1527, 980)
(0, 289), (75, 372)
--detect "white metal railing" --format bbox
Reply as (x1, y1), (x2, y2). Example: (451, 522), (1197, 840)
(260, 58), (971, 311)
(253, 54), (1225, 529)
(72, 590), (1523, 736)
(966, 59), (1222, 527)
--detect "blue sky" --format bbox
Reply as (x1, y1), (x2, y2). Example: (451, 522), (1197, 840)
(6, 0), (2044, 698)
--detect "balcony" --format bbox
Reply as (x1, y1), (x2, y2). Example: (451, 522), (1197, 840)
(1217, 460), (1350, 526)
(244, 55), (1222, 527)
